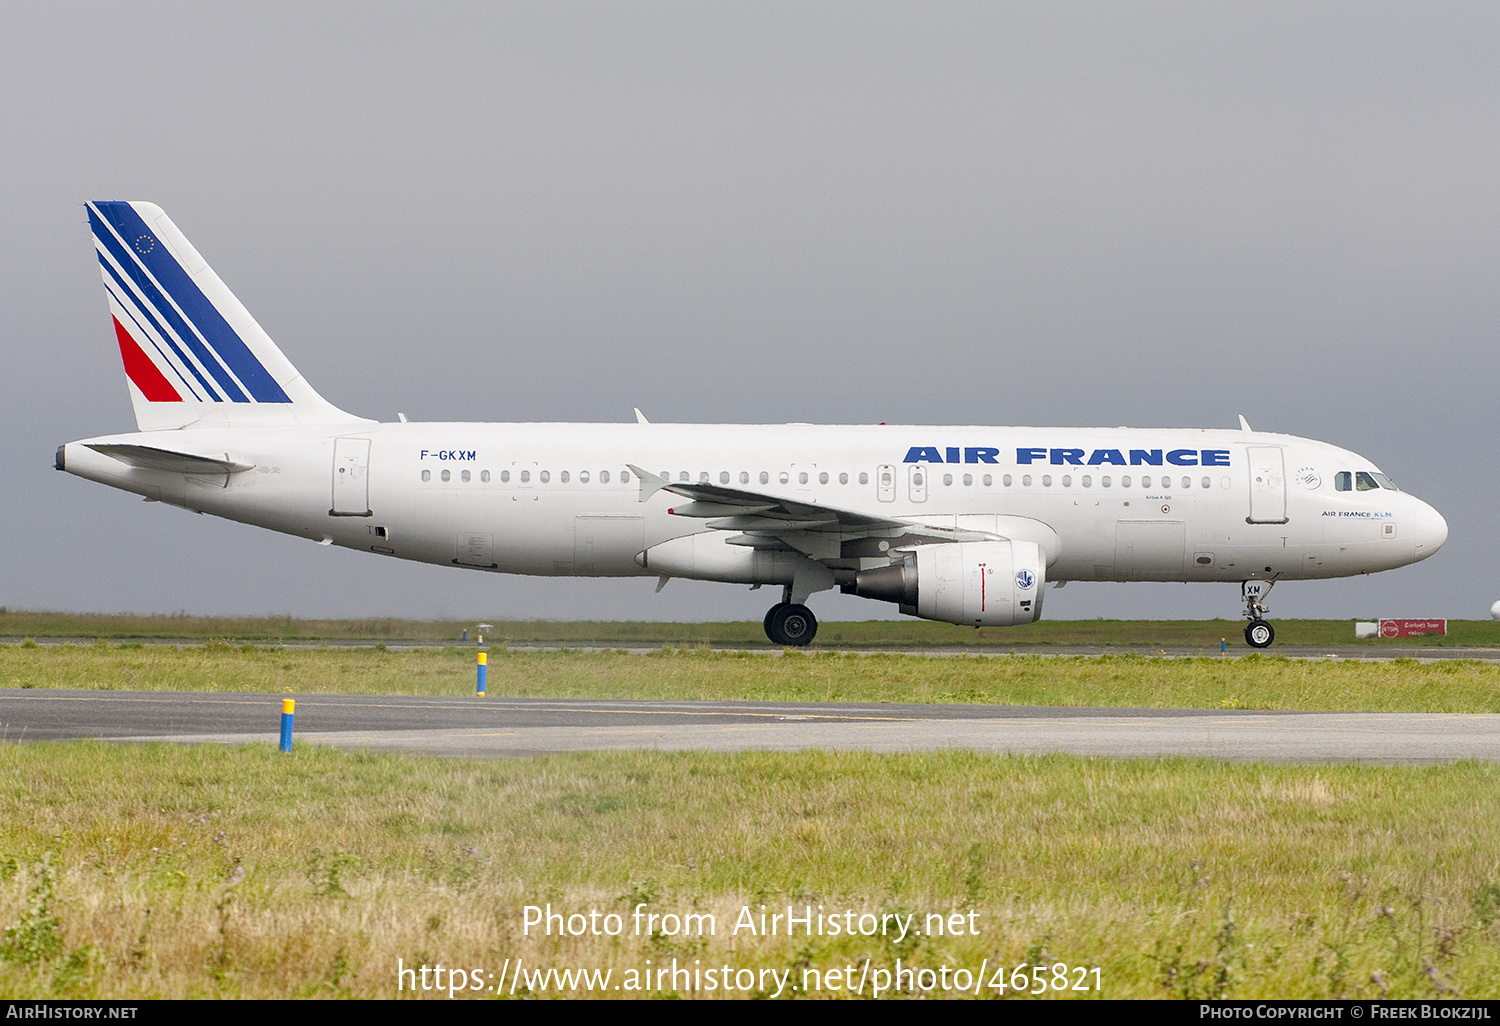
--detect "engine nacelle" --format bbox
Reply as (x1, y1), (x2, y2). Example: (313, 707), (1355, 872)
(844, 540), (1046, 627)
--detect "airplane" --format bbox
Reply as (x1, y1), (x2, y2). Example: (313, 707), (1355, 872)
(57, 201), (1449, 648)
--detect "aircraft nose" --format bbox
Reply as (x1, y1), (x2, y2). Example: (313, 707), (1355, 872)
(1410, 498), (1448, 562)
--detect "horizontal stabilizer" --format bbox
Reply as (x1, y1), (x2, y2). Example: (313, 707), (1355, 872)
(85, 443), (255, 475)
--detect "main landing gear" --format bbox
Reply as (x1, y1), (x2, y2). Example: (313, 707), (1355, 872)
(1241, 580), (1276, 649)
(764, 589), (818, 647)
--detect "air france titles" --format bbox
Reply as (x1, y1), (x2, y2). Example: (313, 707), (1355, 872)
(901, 446), (1231, 467)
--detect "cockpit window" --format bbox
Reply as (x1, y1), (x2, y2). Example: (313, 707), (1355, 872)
(1338, 469), (1398, 492)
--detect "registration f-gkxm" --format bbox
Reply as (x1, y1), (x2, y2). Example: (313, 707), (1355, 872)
(58, 202), (1449, 647)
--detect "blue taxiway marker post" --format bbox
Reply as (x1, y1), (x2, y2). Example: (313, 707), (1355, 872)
(1221, 637), (1227, 654)
(279, 698), (295, 752)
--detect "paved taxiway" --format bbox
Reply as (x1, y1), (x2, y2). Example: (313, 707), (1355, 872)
(1, 690), (1496, 764)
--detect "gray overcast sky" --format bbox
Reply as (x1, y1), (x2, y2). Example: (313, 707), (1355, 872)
(3, 2), (1495, 624)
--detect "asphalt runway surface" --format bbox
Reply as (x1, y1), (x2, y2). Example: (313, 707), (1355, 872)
(1, 689), (1496, 764)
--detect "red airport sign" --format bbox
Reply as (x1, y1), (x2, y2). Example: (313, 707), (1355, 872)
(1377, 619), (1446, 638)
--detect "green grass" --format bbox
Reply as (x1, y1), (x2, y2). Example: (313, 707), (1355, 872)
(2, 609), (1496, 648)
(4, 643), (1500, 713)
(2, 628), (1495, 998)
(0, 742), (1494, 999)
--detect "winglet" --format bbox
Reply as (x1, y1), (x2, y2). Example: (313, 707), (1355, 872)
(628, 464), (670, 502)
(634, 408), (650, 425)
(1238, 414), (1253, 432)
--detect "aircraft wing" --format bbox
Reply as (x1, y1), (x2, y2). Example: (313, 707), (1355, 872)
(628, 465), (992, 562)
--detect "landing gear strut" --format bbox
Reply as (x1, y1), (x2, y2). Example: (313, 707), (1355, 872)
(1241, 580), (1276, 649)
(763, 588), (818, 647)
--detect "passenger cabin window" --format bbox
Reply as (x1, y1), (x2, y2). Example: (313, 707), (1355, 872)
(481, 470), (490, 483)
(963, 473), (972, 486)
(819, 472), (829, 484)
(942, 473), (953, 486)
(720, 471), (730, 484)
(539, 470), (549, 483)
(560, 471), (569, 483)
(519, 470), (529, 483)
(799, 472), (809, 484)
(600, 470), (610, 483)
(859, 472), (869, 485)
(421, 469), (431, 482)
(839, 472), (848, 485)
(441, 469), (451, 482)
(740, 472), (750, 484)
(982, 474), (992, 486)
(500, 470), (510, 483)
(760, 472), (770, 485)
(580, 471), (590, 483)
(461, 470), (471, 482)
(779, 472), (789, 484)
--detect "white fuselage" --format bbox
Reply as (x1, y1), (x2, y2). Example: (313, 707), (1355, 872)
(60, 421), (1448, 587)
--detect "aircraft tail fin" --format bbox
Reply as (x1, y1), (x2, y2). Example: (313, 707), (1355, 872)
(87, 201), (369, 431)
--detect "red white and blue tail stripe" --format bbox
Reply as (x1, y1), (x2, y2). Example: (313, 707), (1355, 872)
(88, 201), (364, 430)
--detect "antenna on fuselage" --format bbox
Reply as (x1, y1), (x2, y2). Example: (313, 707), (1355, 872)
(1238, 414), (1253, 432)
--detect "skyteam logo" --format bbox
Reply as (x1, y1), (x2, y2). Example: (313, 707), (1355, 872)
(1015, 569), (1036, 590)
(88, 201), (291, 405)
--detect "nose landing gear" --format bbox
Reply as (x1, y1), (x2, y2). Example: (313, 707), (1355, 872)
(1241, 580), (1276, 649)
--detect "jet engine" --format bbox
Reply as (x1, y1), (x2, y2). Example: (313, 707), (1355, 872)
(842, 540), (1046, 627)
